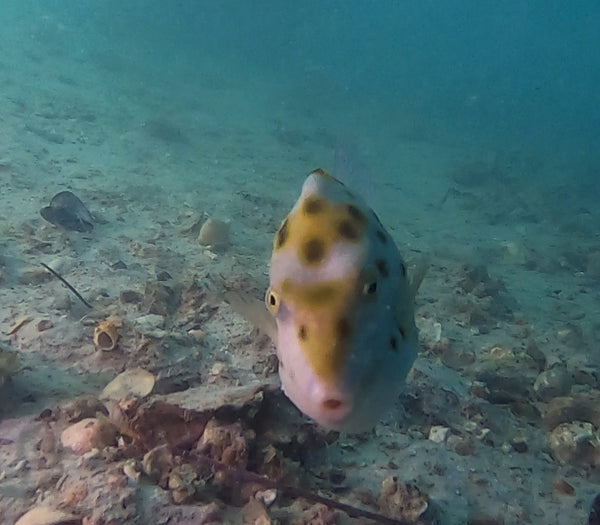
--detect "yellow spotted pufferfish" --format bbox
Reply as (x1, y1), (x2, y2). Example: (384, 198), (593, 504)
(262, 168), (425, 433)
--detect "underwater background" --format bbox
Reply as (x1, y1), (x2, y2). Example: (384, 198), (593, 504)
(1, 1), (599, 524)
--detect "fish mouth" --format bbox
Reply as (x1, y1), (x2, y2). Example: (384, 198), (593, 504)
(288, 381), (356, 431)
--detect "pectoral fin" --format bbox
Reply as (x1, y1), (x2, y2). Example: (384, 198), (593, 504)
(225, 291), (278, 344)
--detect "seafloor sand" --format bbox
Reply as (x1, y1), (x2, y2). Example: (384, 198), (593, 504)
(1, 9), (600, 525)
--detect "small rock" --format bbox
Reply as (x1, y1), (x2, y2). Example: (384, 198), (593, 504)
(543, 391), (600, 429)
(62, 395), (106, 422)
(168, 464), (199, 504)
(379, 476), (434, 523)
(19, 268), (52, 285)
(61, 418), (117, 455)
(510, 435), (528, 453)
(198, 217), (230, 248)
(14, 506), (80, 525)
(123, 458), (143, 482)
(111, 260), (128, 270)
(440, 346), (475, 370)
(553, 476), (575, 496)
(133, 313), (167, 338)
(549, 421), (600, 466)
(243, 498), (271, 525)
(36, 319), (53, 332)
(120, 290), (142, 304)
(156, 270), (172, 281)
(101, 368), (155, 400)
(143, 444), (174, 484)
(428, 425), (450, 444)
(533, 366), (572, 401)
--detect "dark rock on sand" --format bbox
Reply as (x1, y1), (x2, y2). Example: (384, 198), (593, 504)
(40, 191), (94, 232)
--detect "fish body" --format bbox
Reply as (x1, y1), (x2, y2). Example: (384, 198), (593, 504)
(40, 191), (94, 233)
(266, 168), (422, 432)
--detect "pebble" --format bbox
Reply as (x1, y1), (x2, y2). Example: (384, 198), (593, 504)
(101, 368), (155, 400)
(61, 417), (118, 455)
(533, 366), (572, 401)
(428, 425), (450, 444)
(198, 217), (230, 248)
(133, 313), (167, 338)
(548, 421), (600, 466)
(14, 506), (79, 525)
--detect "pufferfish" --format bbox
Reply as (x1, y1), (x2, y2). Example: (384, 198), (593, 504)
(261, 168), (425, 433)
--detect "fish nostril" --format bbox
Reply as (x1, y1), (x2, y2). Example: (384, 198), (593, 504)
(323, 398), (343, 410)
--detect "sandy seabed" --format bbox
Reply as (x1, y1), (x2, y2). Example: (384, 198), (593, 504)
(1, 10), (600, 525)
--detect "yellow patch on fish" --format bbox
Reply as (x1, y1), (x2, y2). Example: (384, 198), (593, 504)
(266, 168), (425, 432)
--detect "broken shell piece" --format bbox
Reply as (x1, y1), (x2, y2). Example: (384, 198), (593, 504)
(61, 417), (118, 455)
(93, 321), (119, 351)
(14, 506), (80, 525)
(101, 368), (155, 400)
(379, 476), (431, 522)
(198, 217), (230, 248)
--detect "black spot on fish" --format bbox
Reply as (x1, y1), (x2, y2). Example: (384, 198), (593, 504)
(390, 336), (398, 352)
(337, 317), (352, 341)
(303, 238), (326, 264)
(376, 231), (388, 245)
(376, 259), (389, 278)
(298, 325), (307, 341)
(40, 191), (94, 232)
(338, 219), (359, 241)
(346, 204), (366, 224)
(275, 218), (289, 248)
(303, 196), (324, 214)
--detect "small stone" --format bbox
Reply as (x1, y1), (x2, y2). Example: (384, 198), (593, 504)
(119, 290), (143, 304)
(533, 366), (572, 401)
(101, 368), (155, 400)
(255, 489), (277, 507)
(379, 476), (433, 523)
(19, 268), (52, 285)
(111, 260), (128, 270)
(52, 293), (71, 312)
(243, 498), (271, 525)
(143, 444), (174, 484)
(198, 217), (230, 248)
(14, 506), (79, 525)
(549, 421), (600, 466)
(133, 313), (167, 338)
(428, 425), (450, 444)
(123, 458), (143, 482)
(510, 435), (528, 453)
(553, 476), (575, 496)
(36, 319), (53, 332)
(61, 417), (117, 455)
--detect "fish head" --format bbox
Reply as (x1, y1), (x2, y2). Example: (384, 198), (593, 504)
(267, 169), (419, 432)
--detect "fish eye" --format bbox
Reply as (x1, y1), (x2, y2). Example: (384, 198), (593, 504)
(363, 281), (377, 295)
(265, 288), (280, 313)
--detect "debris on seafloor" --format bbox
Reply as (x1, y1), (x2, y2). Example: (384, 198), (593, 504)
(5, 315), (33, 336)
(0, 340), (20, 388)
(14, 506), (80, 525)
(40, 262), (93, 309)
(93, 319), (120, 351)
(198, 217), (230, 249)
(101, 368), (156, 400)
(40, 190), (94, 233)
(8, 374), (431, 525)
